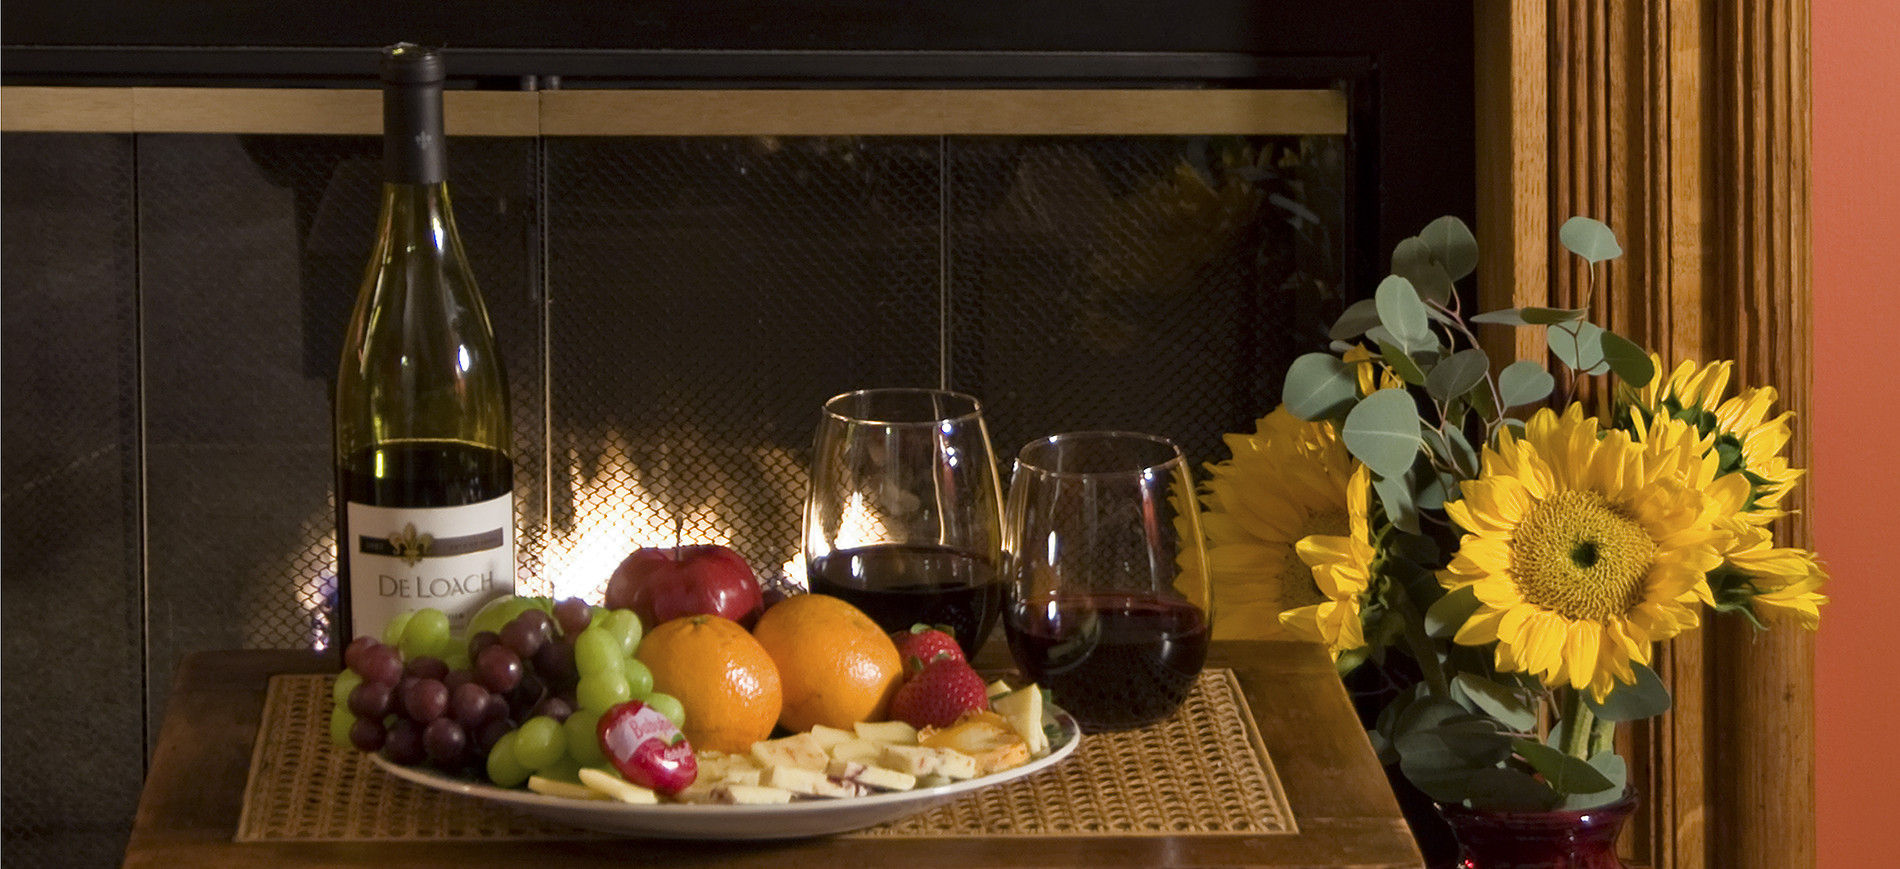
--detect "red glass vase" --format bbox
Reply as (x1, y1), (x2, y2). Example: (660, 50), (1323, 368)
(1435, 791), (1637, 869)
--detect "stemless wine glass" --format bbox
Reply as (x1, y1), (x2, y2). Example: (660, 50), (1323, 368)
(1002, 431), (1212, 732)
(802, 388), (1007, 658)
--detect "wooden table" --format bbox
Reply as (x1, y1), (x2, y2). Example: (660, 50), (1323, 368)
(123, 641), (1423, 869)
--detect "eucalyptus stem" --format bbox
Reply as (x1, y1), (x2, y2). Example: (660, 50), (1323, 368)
(1561, 689), (1597, 761)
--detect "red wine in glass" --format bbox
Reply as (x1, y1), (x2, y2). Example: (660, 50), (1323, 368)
(1005, 592), (1209, 731)
(807, 543), (1003, 659)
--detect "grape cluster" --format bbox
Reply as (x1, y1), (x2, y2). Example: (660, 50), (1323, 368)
(330, 597), (682, 788)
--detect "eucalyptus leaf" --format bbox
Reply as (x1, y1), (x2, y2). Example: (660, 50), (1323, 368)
(1425, 585), (1482, 639)
(1419, 215), (1480, 281)
(1454, 674), (1539, 733)
(1583, 663), (1672, 722)
(1511, 739), (1616, 795)
(1559, 216), (1624, 263)
(1329, 298), (1383, 341)
(1548, 322), (1607, 373)
(1426, 348), (1490, 403)
(1398, 718), (1515, 803)
(1394, 696), (1470, 742)
(1389, 238), (1455, 306)
(1343, 390), (1425, 478)
(1464, 767), (1561, 811)
(1498, 360), (1556, 409)
(1559, 752), (1629, 809)
(1444, 425), (1480, 478)
(1283, 352), (1359, 421)
(1520, 307), (1590, 325)
(1600, 328), (1656, 388)
(1469, 307), (1588, 327)
(1380, 341), (1429, 386)
(1373, 469), (1421, 535)
(1417, 468), (1450, 510)
(1329, 339), (1356, 354)
(1375, 275), (1435, 352)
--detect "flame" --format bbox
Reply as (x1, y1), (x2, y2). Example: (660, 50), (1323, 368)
(789, 489), (893, 583)
(541, 429), (737, 602)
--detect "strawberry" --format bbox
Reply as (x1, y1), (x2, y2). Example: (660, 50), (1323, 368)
(891, 624), (964, 676)
(887, 656), (990, 729)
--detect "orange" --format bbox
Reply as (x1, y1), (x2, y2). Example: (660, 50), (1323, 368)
(750, 593), (904, 732)
(636, 614), (782, 754)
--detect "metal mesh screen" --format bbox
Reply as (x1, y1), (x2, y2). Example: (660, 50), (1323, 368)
(538, 134), (1344, 601)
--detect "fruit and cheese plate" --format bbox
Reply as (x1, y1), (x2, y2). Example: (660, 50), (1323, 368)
(371, 706), (1080, 838)
(333, 550), (1083, 839)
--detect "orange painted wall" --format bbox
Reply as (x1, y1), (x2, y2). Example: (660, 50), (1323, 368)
(1814, 1), (1900, 865)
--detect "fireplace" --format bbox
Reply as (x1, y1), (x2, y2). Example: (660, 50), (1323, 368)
(1, 4), (1475, 866)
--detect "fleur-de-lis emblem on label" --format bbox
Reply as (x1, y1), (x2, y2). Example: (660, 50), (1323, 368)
(387, 523), (433, 566)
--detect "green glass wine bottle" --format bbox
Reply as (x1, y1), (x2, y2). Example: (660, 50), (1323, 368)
(333, 43), (514, 650)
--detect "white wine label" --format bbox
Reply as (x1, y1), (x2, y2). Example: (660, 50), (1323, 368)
(346, 492), (515, 641)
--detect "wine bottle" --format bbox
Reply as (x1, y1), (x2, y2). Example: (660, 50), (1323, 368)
(333, 43), (515, 650)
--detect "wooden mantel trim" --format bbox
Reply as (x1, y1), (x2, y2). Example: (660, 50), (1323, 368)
(1473, 2), (1816, 868)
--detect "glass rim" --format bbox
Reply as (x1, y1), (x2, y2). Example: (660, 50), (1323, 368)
(1013, 430), (1187, 477)
(821, 387), (985, 426)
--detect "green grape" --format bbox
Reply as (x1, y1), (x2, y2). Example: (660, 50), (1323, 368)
(333, 669), (364, 705)
(573, 627), (625, 677)
(513, 715), (566, 771)
(443, 650), (472, 673)
(604, 609), (643, 655)
(538, 755), (584, 784)
(381, 610), (416, 646)
(623, 658), (654, 697)
(563, 709), (605, 766)
(399, 608), (452, 660)
(486, 731), (531, 787)
(641, 691), (686, 730)
(576, 671), (633, 711)
(329, 704), (355, 748)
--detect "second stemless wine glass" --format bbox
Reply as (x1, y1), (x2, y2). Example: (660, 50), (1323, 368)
(802, 388), (1007, 658)
(1003, 431), (1212, 732)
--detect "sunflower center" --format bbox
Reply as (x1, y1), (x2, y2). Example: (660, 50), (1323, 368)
(1508, 490), (1655, 621)
(1282, 506), (1351, 605)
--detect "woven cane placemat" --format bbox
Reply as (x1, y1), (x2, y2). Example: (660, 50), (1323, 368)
(235, 669), (1294, 841)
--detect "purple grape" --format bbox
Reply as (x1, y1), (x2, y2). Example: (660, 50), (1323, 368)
(532, 638), (578, 691)
(443, 668), (476, 693)
(423, 718), (469, 767)
(475, 645), (522, 693)
(352, 644), (403, 685)
(553, 598), (592, 636)
(450, 682), (496, 728)
(516, 609), (554, 638)
(483, 693), (510, 726)
(400, 677), (450, 722)
(467, 630), (501, 660)
(343, 636), (381, 673)
(348, 716), (387, 752)
(507, 672), (547, 722)
(403, 655), (449, 681)
(532, 695), (574, 723)
(348, 680), (395, 720)
(474, 717), (514, 754)
(382, 719), (426, 766)
(499, 616), (547, 658)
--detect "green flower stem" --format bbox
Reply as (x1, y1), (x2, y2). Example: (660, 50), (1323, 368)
(1389, 584), (1451, 699)
(1561, 688), (1596, 761)
(1589, 712), (1616, 758)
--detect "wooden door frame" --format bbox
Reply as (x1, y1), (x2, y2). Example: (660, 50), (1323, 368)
(1473, 3), (1815, 867)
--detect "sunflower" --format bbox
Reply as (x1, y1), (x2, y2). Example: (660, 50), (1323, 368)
(1201, 406), (1362, 640)
(1619, 354), (1803, 521)
(1281, 465), (1376, 658)
(1440, 405), (1726, 700)
(1343, 343), (1407, 396)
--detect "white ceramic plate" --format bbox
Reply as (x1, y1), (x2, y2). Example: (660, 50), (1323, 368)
(370, 710), (1081, 839)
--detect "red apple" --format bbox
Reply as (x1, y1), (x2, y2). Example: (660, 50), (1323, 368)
(604, 544), (764, 629)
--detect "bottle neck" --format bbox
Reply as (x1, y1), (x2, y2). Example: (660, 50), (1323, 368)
(383, 80), (445, 185)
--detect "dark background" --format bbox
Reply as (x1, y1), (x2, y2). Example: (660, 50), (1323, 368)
(1, 3), (1474, 866)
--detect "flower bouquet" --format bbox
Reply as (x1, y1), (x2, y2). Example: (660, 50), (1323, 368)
(1202, 216), (1828, 813)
